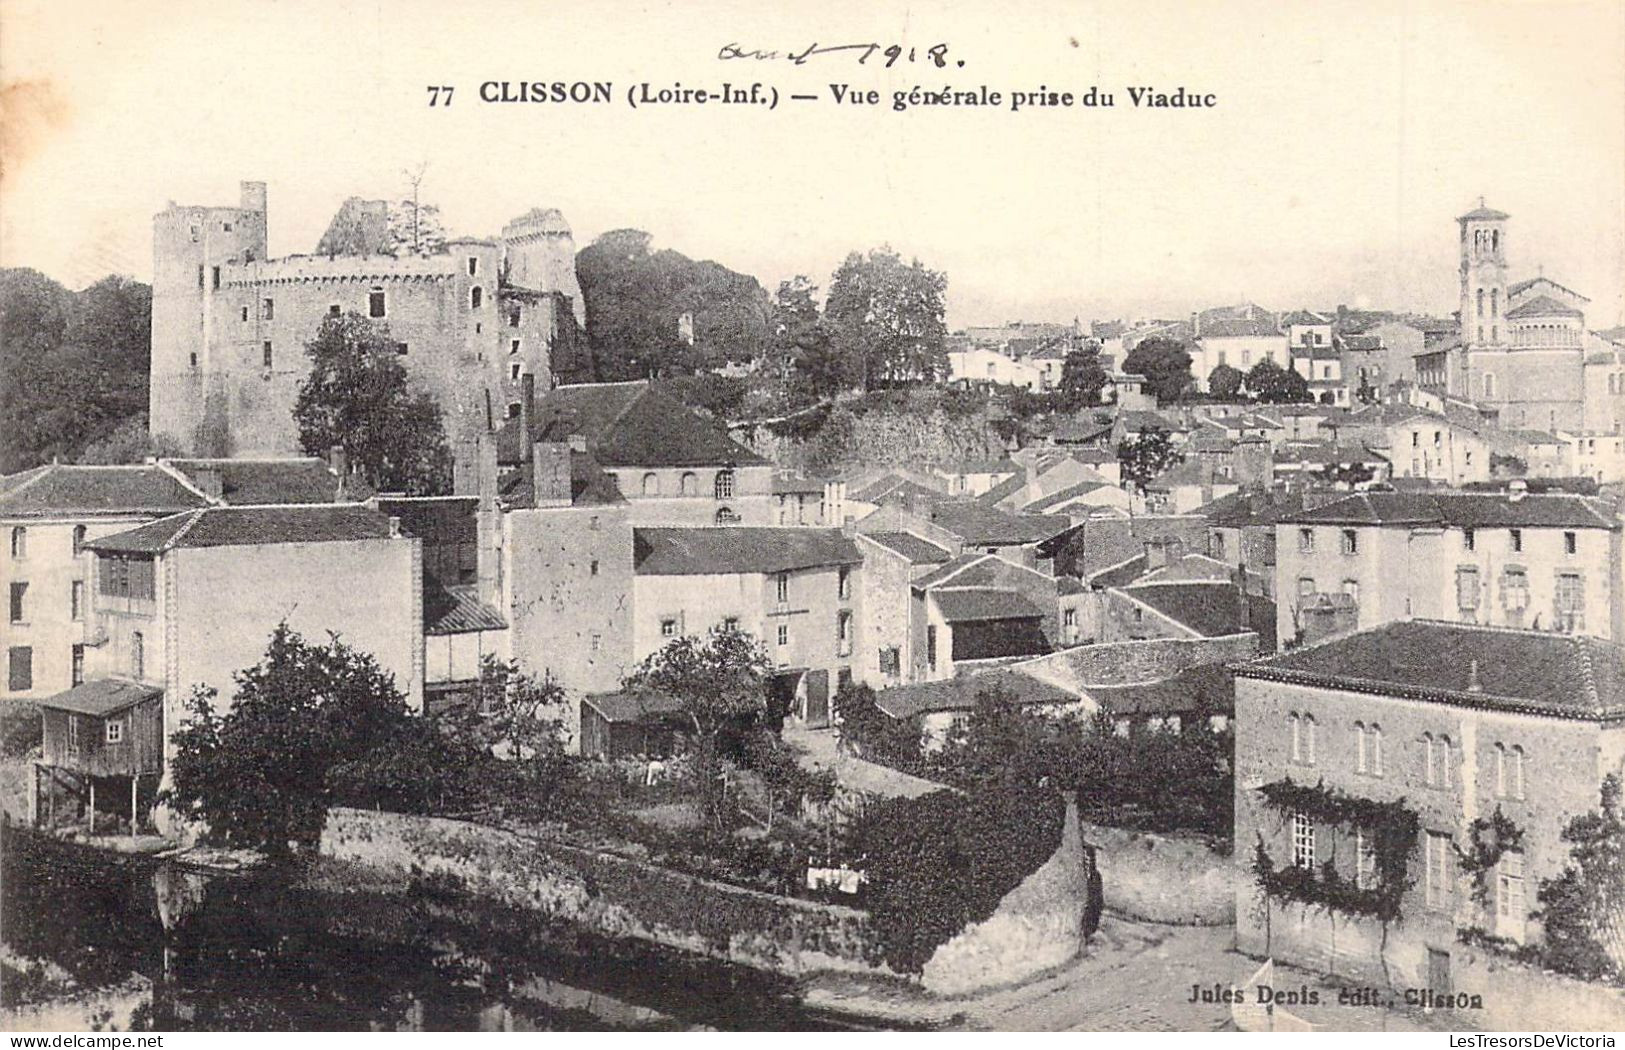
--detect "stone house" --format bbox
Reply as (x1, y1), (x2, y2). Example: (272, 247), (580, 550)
(1232, 620), (1625, 992)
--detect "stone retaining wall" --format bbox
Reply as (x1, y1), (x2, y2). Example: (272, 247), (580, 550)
(1082, 821), (1236, 925)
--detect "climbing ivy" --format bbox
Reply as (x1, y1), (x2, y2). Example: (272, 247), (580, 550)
(1454, 806), (1525, 906)
(1252, 778), (1419, 923)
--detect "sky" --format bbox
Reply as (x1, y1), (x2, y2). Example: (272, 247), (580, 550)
(2, 0), (1623, 329)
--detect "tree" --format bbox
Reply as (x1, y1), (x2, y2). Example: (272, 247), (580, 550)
(1245, 359), (1311, 403)
(1537, 776), (1625, 981)
(75, 416), (183, 465)
(1, 270), (152, 472)
(1057, 348), (1110, 411)
(1316, 461), (1377, 488)
(621, 626), (773, 828)
(293, 312), (452, 495)
(444, 655), (572, 784)
(770, 275), (852, 399)
(1117, 423), (1185, 493)
(824, 246), (948, 391)
(1207, 363), (1244, 400)
(165, 624), (433, 854)
(1120, 337), (1194, 404)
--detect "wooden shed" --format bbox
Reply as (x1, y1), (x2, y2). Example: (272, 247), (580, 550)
(35, 677), (163, 835)
(579, 691), (688, 760)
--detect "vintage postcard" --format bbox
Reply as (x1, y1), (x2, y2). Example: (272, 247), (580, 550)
(1, 0), (1624, 1036)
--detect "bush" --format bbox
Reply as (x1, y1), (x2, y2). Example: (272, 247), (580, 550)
(834, 683), (924, 772)
(0, 702), (42, 758)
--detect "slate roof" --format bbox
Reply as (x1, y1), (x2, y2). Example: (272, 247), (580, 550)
(0, 464), (209, 518)
(583, 690), (687, 724)
(86, 504), (399, 553)
(632, 527), (860, 575)
(926, 503), (1070, 546)
(37, 677), (163, 717)
(1504, 295), (1584, 320)
(975, 470), (1031, 507)
(1087, 664), (1236, 716)
(1023, 480), (1114, 514)
(1340, 334), (1383, 352)
(1280, 310), (1329, 327)
(1285, 491), (1618, 529)
(1199, 315), (1283, 338)
(1236, 620), (1625, 721)
(498, 448), (625, 508)
(1508, 276), (1589, 303)
(863, 531), (952, 565)
(772, 473), (826, 495)
(852, 475), (948, 507)
(932, 588), (1045, 623)
(1135, 553), (1237, 584)
(531, 381), (768, 468)
(424, 584), (508, 636)
(1087, 553), (1148, 589)
(163, 458), (345, 505)
(912, 552), (993, 590)
(1119, 581), (1271, 644)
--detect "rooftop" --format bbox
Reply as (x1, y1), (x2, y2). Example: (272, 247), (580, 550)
(162, 457), (348, 505)
(862, 531), (953, 565)
(1236, 620), (1625, 721)
(1504, 295), (1584, 320)
(930, 587), (1045, 623)
(925, 502), (1069, 546)
(85, 504), (400, 553)
(37, 677), (162, 717)
(1118, 580), (1274, 647)
(424, 583), (508, 636)
(530, 381), (769, 469)
(1285, 490), (1618, 530)
(633, 527), (861, 576)
(0, 464), (209, 518)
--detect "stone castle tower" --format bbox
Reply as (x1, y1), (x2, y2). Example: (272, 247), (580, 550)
(149, 182), (585, 466)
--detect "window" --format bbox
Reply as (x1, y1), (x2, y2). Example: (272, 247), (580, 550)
(714, 507), (740, 525)
(1354, 721), (1366, 773)
(1509, 528), (1522, 553)
(1297, 577), (1315, 600)
(927, 625), (938, 670)
(1502, 568), (1529, 612)
(223, 221), (233, 232)
(660, 617), (678, 638)
(1436, 735), (1453, 788)
(71, 644), (84, 687)
(70, 580), (83, 621)
(1302, 714), (1316, 765)
(211, 266), (221, 290)
(589, 516), (600, 531)
(7, 646), (31, 691)
(97, 555), (155, 600)
(680, 472), (697, 496)
(10, 526), (25, 559)
(1355, 828), (1377, 890)
(9, 582), (25, 623)
(1463, 528), (1475, 552)
(509, 308), (521, 328)
(510, 362), (523, 382)
(66, 712), (79, 750)
(642, 473), (660, 496)
(590, 559), (599, 577)
(879, 646), (901, 677)
(838, 567), (851, 601)
(1298, 528), (1314, 553)
(470, 286), (483, 310)
(722, 616), (740, 632)
(714, 470), (735, 500)
(130, 631), (144, 679)
(510, 339), (521, 354)
(242, 306), (251, 322)
(775, 573), (789, 604)
(329, 304), (341, 316)
(1425, 831), (1453, 908)
(506, 402), (521, 420)
(197, 265), (204, 289)
(72, 525), (87, 557)
(1555, 572), (1585, 630)
(777, 624), (789, 646)
(1564, 531), (1577, 555)
(1342, 579), (1359, 605)
(262, 342), (273, 369)
(1340, 529), (1358, 555)
(1291, 811), (1315, 869)
(1497, 851), (1526, 935)
(396, 342), (408, 356)
(105, 719), (124, 744)
(1509, 745), (1525, 799)
(261, 297), (274, 321)
(1494, 743), (1508, 797)
(369, 289), (386, 318)
(467, 256), (479, 276)
(1368, 724), (1383, 777)
(590, 633), (602, 653)
(837, 611), (853, 657)
(1457, 567), (1480, 611)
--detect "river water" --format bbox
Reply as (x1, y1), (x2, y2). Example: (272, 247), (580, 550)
(1, 827), (868, 1031)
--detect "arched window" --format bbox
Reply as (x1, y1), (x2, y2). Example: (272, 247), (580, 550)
(1490, 289), (1499, 317)
(642, 472), (660, 496)
(470, 286), (483, 310)
(72, 525), (87, 557)
(1491, 230), (1499, 253)
(1354, 721), (1367, 773)
(1477, 288), (1485, 317)
(1302, 714), (1317, 765)
(1494, 742), (1507, 796)
(1484, 373), (1496, 399)
(9, 526), (25, 559)
(680, 472), (697, 496)
(131, 631), (145, 680)
(1289, 713), (1302, 763)
(1422, 732), (1435, 785)
(1438, 735), (1452, 788)
(1510, 745), (1525, 799)
(1369, 724), (1383, 776)
(714, 507), (740, 525)
(714, 470), (735, 500)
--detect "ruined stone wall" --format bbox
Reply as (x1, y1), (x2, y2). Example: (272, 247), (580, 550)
(1081, 822), (1235, 925)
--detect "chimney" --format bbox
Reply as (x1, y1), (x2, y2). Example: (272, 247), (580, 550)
(388, 516), (402, 538)
(532, 441), (572, 506)
(1466, 658), (1483, 693)
(1508, 478), (1528, 503)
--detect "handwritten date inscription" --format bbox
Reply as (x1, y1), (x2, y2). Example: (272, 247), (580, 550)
(718, 42), (963, 68)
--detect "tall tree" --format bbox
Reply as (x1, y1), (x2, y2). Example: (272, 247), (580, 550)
(771, 275), (851, 398)
(1245, 359), (1312, 403)
(1121, 337), (1194, 404)
(621, 626), (772, 829)
(292, 312), (452, 495)
(1118, 423), (1185, 493)
(1057, 348), (1110, 410)
(824, 246), (948, 391)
